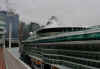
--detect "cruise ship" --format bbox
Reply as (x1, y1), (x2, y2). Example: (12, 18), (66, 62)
(21, 16), (100, 69)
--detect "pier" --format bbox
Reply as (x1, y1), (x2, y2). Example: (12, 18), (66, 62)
(0, 48), (31, 69)
(0, 48), (6, 69)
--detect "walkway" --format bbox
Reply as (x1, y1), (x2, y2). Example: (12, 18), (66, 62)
(0, 48), (6, 69)
(4, 48), (31, 69)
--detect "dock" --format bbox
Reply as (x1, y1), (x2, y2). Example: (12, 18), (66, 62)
(0, 48), (31, 69)
(0, 48), (6, 69)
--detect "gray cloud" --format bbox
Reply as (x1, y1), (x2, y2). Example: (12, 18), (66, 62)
(0, 0), (100, 27)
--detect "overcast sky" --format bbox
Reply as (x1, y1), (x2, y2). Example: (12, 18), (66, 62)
(0, 0), (100, 27)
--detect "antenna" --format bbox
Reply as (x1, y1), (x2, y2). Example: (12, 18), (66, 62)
(5, 0), (15, 13)
(5, 0), (9, 12)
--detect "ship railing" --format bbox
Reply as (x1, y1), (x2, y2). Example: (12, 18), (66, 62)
(42, 49), (100, 60)
(44, 58), (99, 69)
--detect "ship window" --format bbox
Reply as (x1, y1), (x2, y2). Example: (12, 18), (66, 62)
(38, 32), (64, 37)
(0, 29), (3, 31)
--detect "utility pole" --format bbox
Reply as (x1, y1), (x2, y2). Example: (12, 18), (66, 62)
(9, 23), (12, 48)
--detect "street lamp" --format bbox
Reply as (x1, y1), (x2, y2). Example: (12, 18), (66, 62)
(9, 23), (12, 48)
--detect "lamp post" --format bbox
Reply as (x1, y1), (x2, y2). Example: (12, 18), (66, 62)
(9, 23), (12, 48)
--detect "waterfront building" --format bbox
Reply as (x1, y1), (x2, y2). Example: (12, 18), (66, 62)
(28, 22), (40, 32)
(19, 22), (25, 41)
(0, 11), (6, 47)
(21, 22), (40, 40)
(6, 11), (19, 40)
(0, 10), (19, 47)
(4, 11), (19, 47)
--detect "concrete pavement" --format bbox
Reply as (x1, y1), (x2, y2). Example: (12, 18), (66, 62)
(4, 48), (31, 69)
